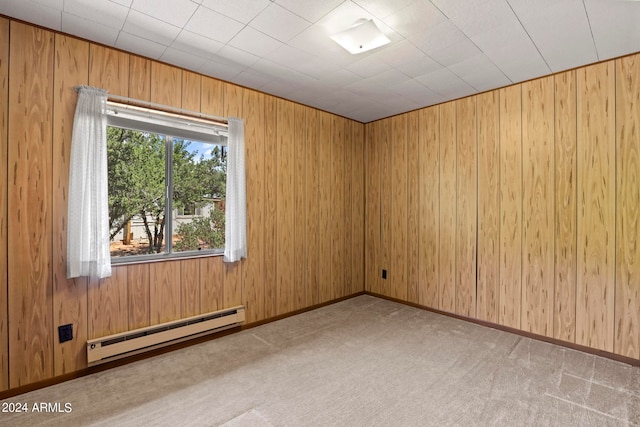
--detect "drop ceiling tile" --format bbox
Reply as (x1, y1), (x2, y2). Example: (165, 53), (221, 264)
(391, 78), (443, 105)
(0, 0), (62, 30)
(288, 24), (357, 66)
(449, 54), (511, 92)
(200, 0), (270, 24)
(415, 67), (476, 99)
(64, 0), (128, 29)
(232, 69), (272, 90)
(185, 5), (245, 43)
(426, 37), (482, 67)
(215, 45), (261, 68)
(347, 53), (393, 78)
(384, 1), (447, 40)
(131, 0), (198, 27)
(320, 69), (363, 87)
(123, 10), (181, 46)
(228, 26), (283, 57)
(318, 0), (379, 35)
(160, 47), (207, 70)
(275, 0), (344, 22)
(429, 0), (470, 19)
(382, 40), (441, 77)
(116, 31), (167, 59)
(584, 0), (640, 61)
(265, 45), (314, 68)
(447, 0), (516, 38)
(61, 12), (120, 46)
(346, 69), (410, 97)
(414, 20), (468, 53)
(199, 59), (245, 81)
(250, 3), (311, 43)
(352, 0), (415, 19)
(171, 30), (224, 59)
(33, 0), (63, 10)
(110, 0), (133, 6)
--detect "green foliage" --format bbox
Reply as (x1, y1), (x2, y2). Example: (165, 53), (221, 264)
(107, 127), (226, 255)
(174, 207), (225, 252)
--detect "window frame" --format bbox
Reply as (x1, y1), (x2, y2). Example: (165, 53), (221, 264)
(106, 102), (228, 265)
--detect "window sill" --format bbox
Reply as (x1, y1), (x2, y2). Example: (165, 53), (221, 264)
(110, 248), (224, 267)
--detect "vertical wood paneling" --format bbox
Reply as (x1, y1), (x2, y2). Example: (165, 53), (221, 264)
(224, 83), (243, 118)
(88, 267), (128, 339)
(344, 119), (354, 296)
(306, 109), (320, 305)
(391, 115), (408, 301)
(439, 102), (457, 313)
(477, 91), (500, 323)
(365, 121), (381, 295)
(8, 23), (54, 387)
(150, 261), (181, 324)
(128, 55), (150, 101)
(522, 76), (555, 337)
(127, 264), (150, 330)
(150, 62), (181, 106)
(407, 112), (419, 303)
(201, 77), (224, 117)
(318, 111), (333, 302)
(332, 116), (346, 298)
(379, 119), (392, 297)
(181, 259), (200, 317)
(499, 84), (523, 329)
(418, 107), (439, 308)
(276, 99), (294, 314)
(0, 17), (9, 391)
(264, 96), (278, 317)
(293, 104), (306, 309)
(456, 97), (477, 318)
(200, 257), (223, 313)
(615, 55), (640, 359)
(88, 44), (128, 96)
(554, 70), (577, 342)
(576, 62), (615, 352)
(351, 122), (365, 295)
(242, 89), (265, 323)
(181, 71), (201, 112)
(52, 34), (89, 376)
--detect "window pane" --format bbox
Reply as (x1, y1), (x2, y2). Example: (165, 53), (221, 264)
(172, 140), (226, 253)
(107, 127), (166, 257)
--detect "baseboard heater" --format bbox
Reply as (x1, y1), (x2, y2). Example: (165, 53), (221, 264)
(86, 306), (245, 365)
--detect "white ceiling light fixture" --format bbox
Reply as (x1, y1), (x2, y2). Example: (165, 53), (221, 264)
(330, 19), (391, 54)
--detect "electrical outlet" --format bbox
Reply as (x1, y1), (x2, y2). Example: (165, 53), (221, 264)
(382, 269), (387, 279)
(58, 324), (73, 343)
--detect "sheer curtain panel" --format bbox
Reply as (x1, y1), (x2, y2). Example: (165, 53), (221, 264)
(224, 117), (247, 262)
(67, 86), (112, 279)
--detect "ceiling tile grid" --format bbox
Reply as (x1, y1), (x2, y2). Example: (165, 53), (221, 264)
(1, 0), (639, 122)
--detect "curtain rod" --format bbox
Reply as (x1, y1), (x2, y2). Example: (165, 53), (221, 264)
(106, 94), (228, 127)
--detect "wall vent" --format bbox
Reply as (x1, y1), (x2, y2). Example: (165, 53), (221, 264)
(87, 306), (245, 365)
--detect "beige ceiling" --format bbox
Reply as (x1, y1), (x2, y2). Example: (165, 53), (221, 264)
(1, 0), (639, 123)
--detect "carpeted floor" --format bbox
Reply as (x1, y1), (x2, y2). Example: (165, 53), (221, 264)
(1, 295), (638, 426)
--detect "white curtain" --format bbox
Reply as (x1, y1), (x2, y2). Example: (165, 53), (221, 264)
(67, 86), (112, 279)
(224, 117), (247, 262)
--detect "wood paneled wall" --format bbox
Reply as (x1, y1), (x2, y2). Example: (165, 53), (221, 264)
(0, 19), (364, 391)
(365, 53), (640, 361)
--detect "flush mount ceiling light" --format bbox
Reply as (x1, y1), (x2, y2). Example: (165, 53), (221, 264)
(330, 19), (390, 54)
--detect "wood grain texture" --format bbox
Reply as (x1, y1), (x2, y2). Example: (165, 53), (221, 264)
(263, 96), (278, 317)
(554, 70), (577, 342)
(477, 91), (500, 323)
(52, 33), (89, 376)
(576, 61), (615, 352)
(293, 104), (306, 309)
(351, 122), (365, 295)
(318, 111), (333, 302)
(128, 55), (150, 101)
(127, 263), (150, 330)
(150, 261), (181, 324)
(224, 83), (243, 118)
(418, 107), (439, 309)
(151, 62), (181, 106)
(242, 89), (265, 323)
(406, 112), (420, 304)
(365, 121), (381, 294)
(201, 77), (224, 117)
(180, 259), (200, 318)
(455, 97), (477, 318)
(499, 84), (523, 329)
(8, 23), (54, 387)
(305, 109), (320, 305)
(522, 76), (555, 337)
(88, 267), (128, 339)
(0, 17), (9, 391)
(439, 102), (457, 313)
(332, 116), (346, 298)
(276, 98), (295, 314)
(615, 54), (640, 359)
(88, 44), (128, 96)
(344, 119), (354, 297)
(181, 71), (201, 112)
(391, 115), (408, 301)
(200, 257), (222, 313)
(379, 119), (392, 297)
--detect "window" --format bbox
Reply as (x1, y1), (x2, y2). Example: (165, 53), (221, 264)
(106, 102), (228, 261)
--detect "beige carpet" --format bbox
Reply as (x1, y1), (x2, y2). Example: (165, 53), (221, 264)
(1, 295), (638, 426)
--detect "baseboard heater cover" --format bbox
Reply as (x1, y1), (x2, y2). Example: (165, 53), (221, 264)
(87, 306), (245, 365)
